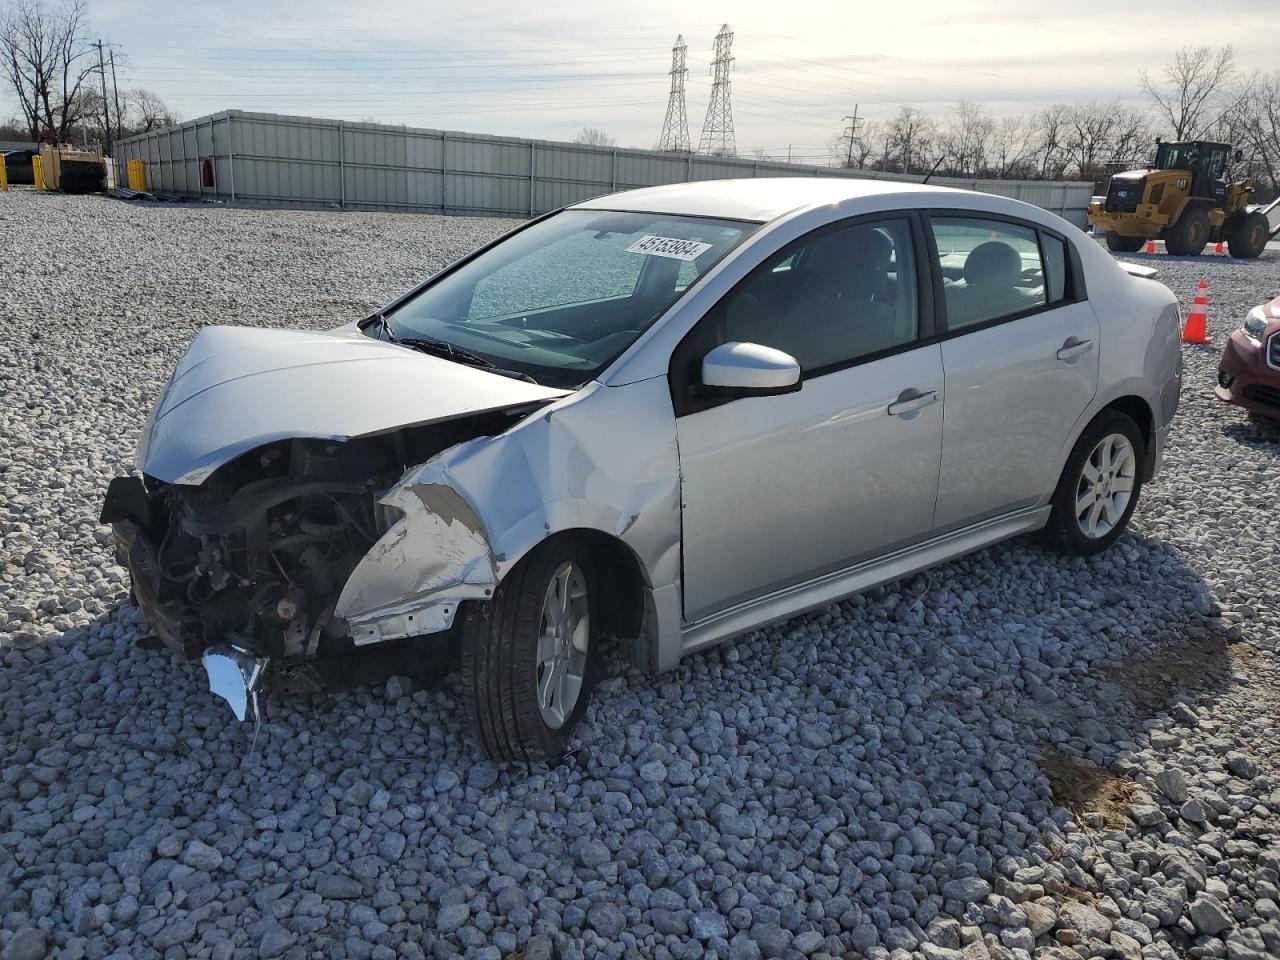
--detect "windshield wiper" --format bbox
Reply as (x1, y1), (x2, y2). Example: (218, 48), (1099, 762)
(360, 311), (394, 341)
(365, 315), (539, 383)
(395, 335), (539, 383)
(396, 335), (494, 367)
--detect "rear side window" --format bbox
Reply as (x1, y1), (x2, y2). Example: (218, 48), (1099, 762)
(930, 218), (1047, 330)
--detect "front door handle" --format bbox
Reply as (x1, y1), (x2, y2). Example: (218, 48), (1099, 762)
(1056, 337), (1094, 362)
(887, 389), (938, 417)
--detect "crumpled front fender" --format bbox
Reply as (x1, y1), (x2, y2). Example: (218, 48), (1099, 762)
(334, 473), (497, 644)
(332, 378), (684, 667)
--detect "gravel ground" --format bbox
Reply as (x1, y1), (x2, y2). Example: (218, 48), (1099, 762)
(2, 188), (1279, 960)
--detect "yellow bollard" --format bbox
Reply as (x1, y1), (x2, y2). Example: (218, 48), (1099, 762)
(32, 155), (45, 191)
(126, 158), (147, 192)
(0, 154), (7, 192)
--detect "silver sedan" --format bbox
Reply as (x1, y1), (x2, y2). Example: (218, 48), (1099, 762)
(101, 178), (1182, 761)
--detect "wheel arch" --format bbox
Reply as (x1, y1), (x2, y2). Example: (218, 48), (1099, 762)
(1057, 394), (1158, 489)
(518, 528), (650, 654)
(1103, 395), (1155, 476)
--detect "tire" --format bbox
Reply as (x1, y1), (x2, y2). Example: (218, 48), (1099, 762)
(1164, 206), (1210, 256)
(1037, 411), (1146, 557)
(1227, 211), (1270, 259)
(460, 538), (601, 763)
(1105, 232), (1146, 253)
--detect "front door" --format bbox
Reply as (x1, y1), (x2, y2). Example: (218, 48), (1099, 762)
(926, 216), (1101, 531)
(673, 216), (945, 622)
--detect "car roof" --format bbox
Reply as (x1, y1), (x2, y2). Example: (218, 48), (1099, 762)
(571, 176), (971, 223)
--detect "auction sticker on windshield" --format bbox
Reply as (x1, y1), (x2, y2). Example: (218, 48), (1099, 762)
(625, 235), (714, 261)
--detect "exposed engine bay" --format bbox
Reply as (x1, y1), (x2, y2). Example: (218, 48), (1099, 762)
(101, 410), (533, 707)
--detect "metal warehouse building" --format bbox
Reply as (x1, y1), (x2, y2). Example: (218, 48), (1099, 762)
(114, 109), (1096, 226)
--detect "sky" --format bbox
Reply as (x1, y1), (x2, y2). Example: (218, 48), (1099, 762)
(17, 0), (1278, 161)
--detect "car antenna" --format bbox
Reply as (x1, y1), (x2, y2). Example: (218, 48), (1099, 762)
(921, 157), (946, 185)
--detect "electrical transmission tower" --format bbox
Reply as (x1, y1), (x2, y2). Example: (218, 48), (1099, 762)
(657, 35), (690, 152)
(698, 24), (736, 157)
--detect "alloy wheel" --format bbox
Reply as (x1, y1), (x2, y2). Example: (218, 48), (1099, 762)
(535, 560), (590, 729)
(1075, 433), (1137, 538)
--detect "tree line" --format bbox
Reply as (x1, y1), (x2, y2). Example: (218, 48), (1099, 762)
(826, 45), (1279, 196)
(1, 0), (176, 148)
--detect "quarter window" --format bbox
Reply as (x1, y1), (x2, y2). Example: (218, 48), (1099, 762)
(930, 218), (1048, 330)
(1041, 233), (1068, 303)
(719, 218), (919, 373)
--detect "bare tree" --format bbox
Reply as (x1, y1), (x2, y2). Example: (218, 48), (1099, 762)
(1140, 45), (1239, 140)
(573, 126), (615, 147)
(989, 114), (1035, 178)
(1229, 70), (1280, 194)
(127, 87), (176, 133)
(885, 106), (935, 175)
(1, 0), (97, 142)
(938, 100), (993, 176)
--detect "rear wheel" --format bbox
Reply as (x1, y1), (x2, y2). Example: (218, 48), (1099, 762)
(1164, 207), (1210, 256)
(1038, 411), (1145, 556)
(460, 539), (601, 763)
(1105, 232), (1146, 253)
(1227, 211), (1270, 259)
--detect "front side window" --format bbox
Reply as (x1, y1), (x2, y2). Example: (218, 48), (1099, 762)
(384, 209), (754, 387)
(930, 218), (1047, 330)
(718, 218), (919, 373)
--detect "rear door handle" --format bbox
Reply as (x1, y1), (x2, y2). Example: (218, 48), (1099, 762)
(1056, 337), (1094, 362)
(887, 389), (938, 417)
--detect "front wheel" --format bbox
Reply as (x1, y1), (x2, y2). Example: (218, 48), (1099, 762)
(460, 539), (601, 763)
(1164, 207), (1210, 256)
(1038, 412), (1145, 556)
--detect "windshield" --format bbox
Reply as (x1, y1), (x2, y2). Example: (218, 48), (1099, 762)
(382, 209), (755, 387)
(1155, 143), (1201, 171)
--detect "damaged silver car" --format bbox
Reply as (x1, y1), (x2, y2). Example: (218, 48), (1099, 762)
(102, 178), (1182, 761)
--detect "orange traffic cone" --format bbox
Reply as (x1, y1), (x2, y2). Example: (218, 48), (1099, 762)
(1214, 240), (1225, 255)
(1181, 278), (1212, 344)
(1144, 240), (1157, 254)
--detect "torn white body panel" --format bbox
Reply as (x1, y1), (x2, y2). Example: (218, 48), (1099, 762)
(335, 481), (497, 644)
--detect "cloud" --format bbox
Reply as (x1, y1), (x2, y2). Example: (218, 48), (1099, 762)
(15, 0), (1271, 154)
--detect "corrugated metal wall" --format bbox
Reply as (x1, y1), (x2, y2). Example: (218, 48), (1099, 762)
(116, 110), (1097, 227)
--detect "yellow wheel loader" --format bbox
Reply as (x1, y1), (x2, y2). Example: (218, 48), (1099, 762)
(1088, 141), (1276, 259)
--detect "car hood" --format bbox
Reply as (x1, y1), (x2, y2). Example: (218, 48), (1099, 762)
(138, 325), (569, 485)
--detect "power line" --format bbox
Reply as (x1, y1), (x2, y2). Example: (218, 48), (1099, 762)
(656, 35), (690, 152)
(698, 24), (735, 157)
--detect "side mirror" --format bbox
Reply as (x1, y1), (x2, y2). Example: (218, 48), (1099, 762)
(1235, 149), (1244, 163)
(701, 341), (801, 396)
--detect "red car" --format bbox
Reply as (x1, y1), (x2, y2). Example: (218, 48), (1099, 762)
(1217, 295), (1280, 421)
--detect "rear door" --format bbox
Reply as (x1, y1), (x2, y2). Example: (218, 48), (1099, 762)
(928, 216), (1099, 531)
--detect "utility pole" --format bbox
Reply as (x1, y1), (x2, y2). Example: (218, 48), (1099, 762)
(842, 105), (861, 168)
(787, 144), (793, 164)
(94, 39), (111, 154)
(109, 50), (122, 143)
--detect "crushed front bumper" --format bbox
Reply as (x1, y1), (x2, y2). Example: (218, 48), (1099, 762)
(108, 515), (208, 660)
